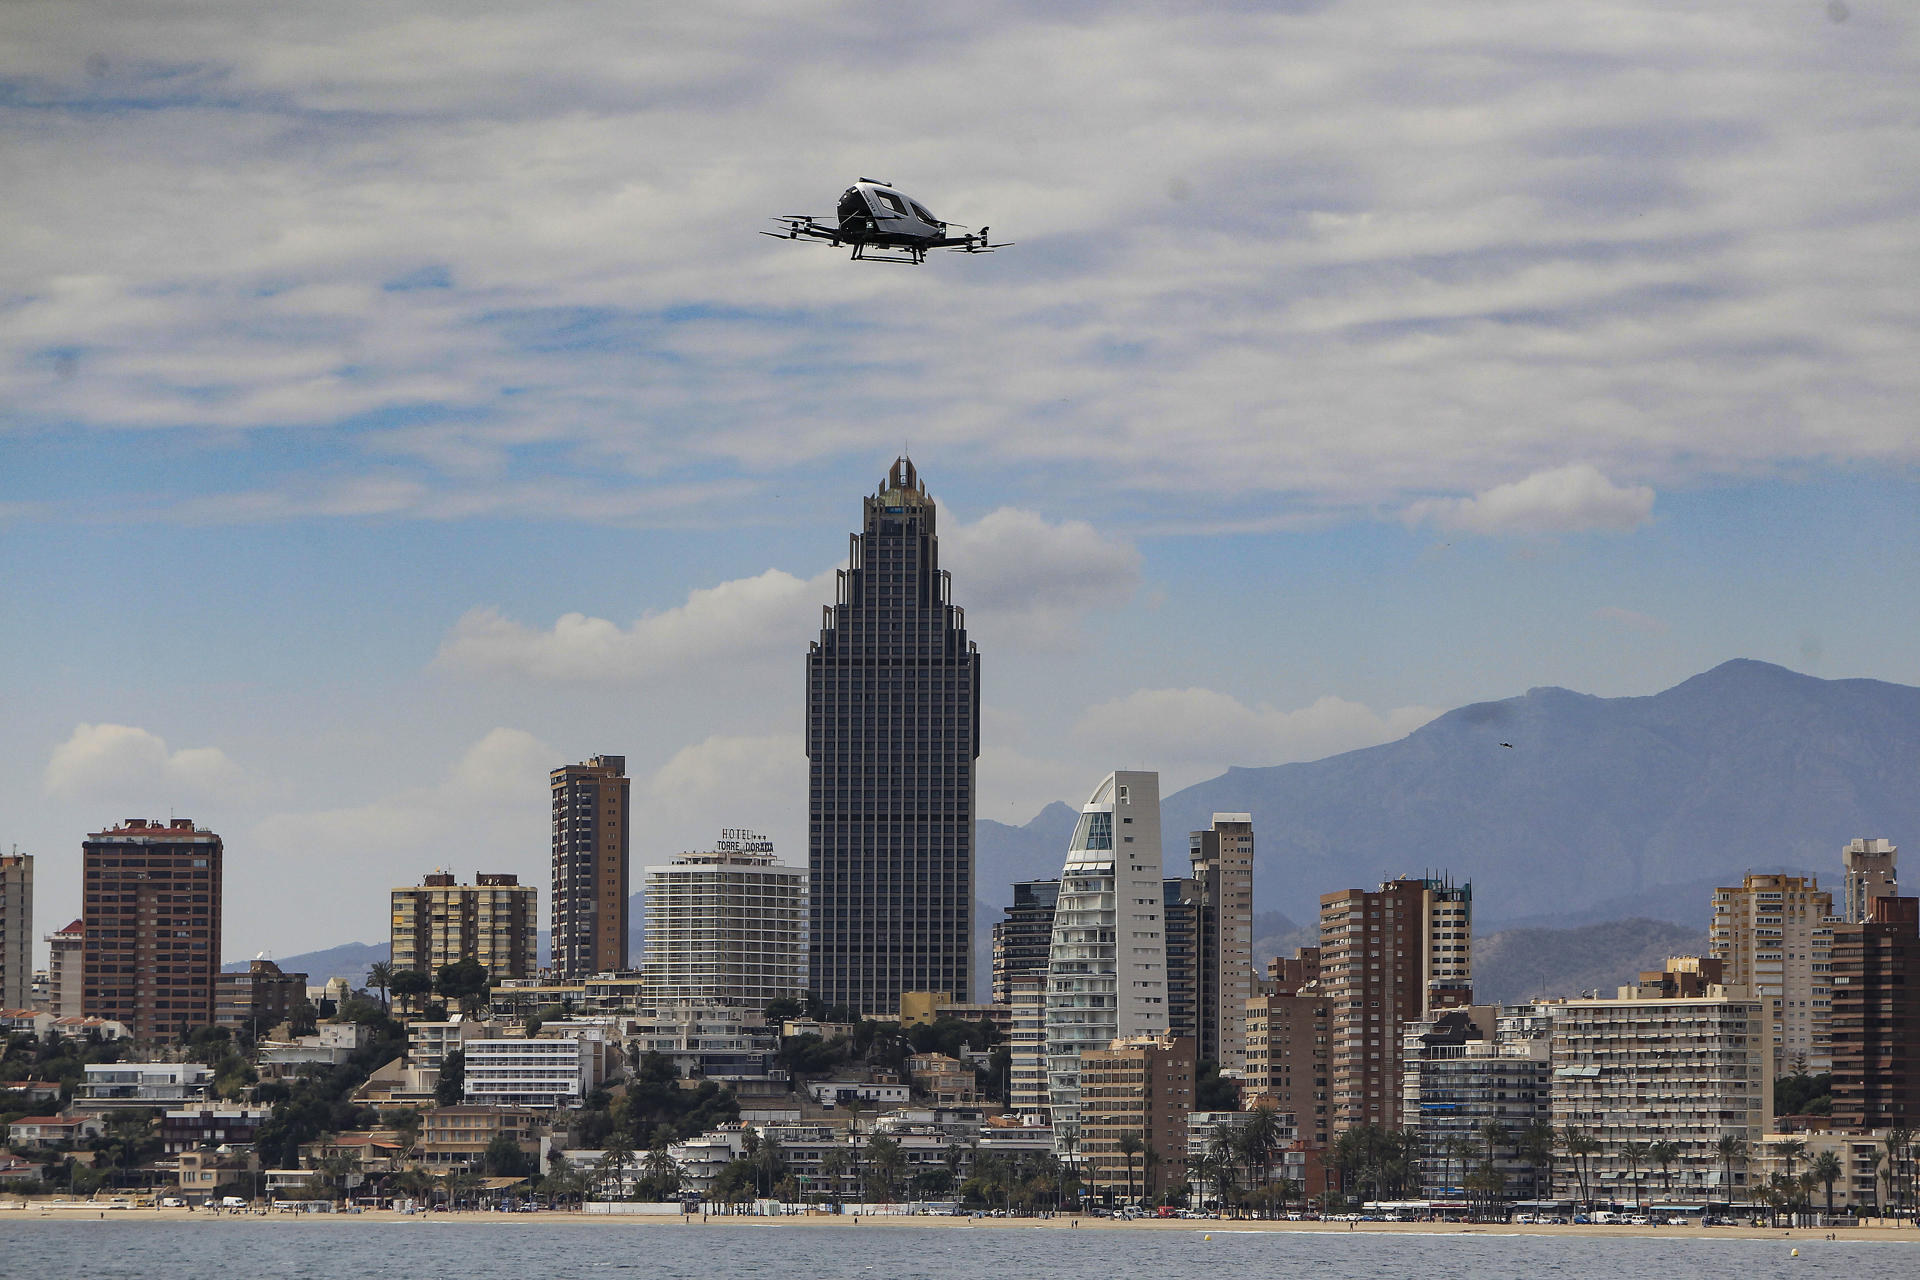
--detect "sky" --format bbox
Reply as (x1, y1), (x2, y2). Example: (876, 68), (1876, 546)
(3, 1), (1918, 964)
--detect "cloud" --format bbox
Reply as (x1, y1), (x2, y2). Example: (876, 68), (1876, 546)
(641, 733), (805, 863)
(944, 507), (1142, 648)
(1074, 688), (1439, 785)
(1591, 605), (1670, 635)
(4, 3), (1917, 529)
(44, 723), (241, 802)
(433, 505), (1138, 680)
(1403, 464), (1655, 535)
(433, 568), (831, 683)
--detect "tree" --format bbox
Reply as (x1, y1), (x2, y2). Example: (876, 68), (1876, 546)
(1236, 1105), (1283, 1207)
(1561, 1126), (1599, 1208)
(435, 1049), (466, 1105)
(594, 1131), (634, 1200)
(365, 963), (394, 1014)
(1622, 1140), (1649, 1209)
(1518, 1121), (1556, 1202)
(484, 1132), (534, 1180)
(1648, 1140), (1680, 1201)
(1715, 1134), (1748, 1206)
(390, 968), (432, 1017)
(1804, 1149), (1840, 1218)
(1117, 1132), (1144, 1208)
(1774, 1137), (1807, 1184)
(435, 959), (492, 1019)
(864, 1134), (905, 1204)
(818, 1147), (851, 1208)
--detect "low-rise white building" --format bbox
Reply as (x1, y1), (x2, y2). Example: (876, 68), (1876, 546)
(464, 1027), (606, 1109)
(74, 1062), (213, 1110)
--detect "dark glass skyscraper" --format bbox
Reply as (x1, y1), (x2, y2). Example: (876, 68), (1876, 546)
(807, 458), (980, 1016)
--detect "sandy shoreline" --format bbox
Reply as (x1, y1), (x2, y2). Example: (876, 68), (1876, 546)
(6, 1203), (1918, 1243)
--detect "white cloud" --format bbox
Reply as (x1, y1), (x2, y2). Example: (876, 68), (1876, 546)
(5, 3), (1917, 528)
(944, 507), (1141, 648)
(44, 723), (241, 802)
(1074, 688), (1439, 787)
(642, 733), (805, 862)
(1591, 605), (1670, 635)
(432, 505), (1139, 681)
(433, 568), (831, 683)
(1404, 464), (1655, 535)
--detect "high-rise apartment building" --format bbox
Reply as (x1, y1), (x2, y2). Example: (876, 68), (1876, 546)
(0, 852), (30, 1009)
(1828, 895), (1920, 1130)
(392, 872), (539, 980)
(1190, 814), (1254, 1071)
(1709, 872), (1835, 1073)
(1841, 838), (1898, 924)
(991, 879), (1059, 1006)
(805, 458), (980, 1015)
(1162, 876), (1201, 1046)
(1078, 1033), (1194, 1204)
(1319, 874), (1472, 1130)
(81, 818), (223, 1042)
(1401, 1005), (1551, 1199)
(1008, 976), (1049, 1116)
(550, 756), (630, 978)
(1244, 980), (1333, 1149)
(642, 830), (806, 1007)
(1550, 977), (1770, 1203)
(45, 919), (84, 1017)
(1045, 771), (1167, 1143)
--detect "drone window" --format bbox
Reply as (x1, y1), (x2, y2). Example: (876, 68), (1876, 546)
(875, 191), (908, 216)
(909, 201), (937, 223)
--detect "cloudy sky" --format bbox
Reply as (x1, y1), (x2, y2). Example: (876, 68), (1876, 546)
(4, 1), (1917, 962)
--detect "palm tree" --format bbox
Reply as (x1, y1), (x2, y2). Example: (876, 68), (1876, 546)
(1478, 1121), (1510, 1212)
(1621, 1139), (1650, 1210)
(1648, 1140), (1681, 1202)
(366, 962), (394, 1014)
(1237, 1105), (1283, 1204)
(594, 1132), (634, 1200)
(1446, 1136), (1477, 1207)
(643, 1137), (682, 1201)
(1518, 1121), (1556, 1203)
(1561, 1126), (1599, 1208)
(1715, 1135), (1748, 1207)
(1117, 1132), (1144, 1207)
(1810, 1150), (1842, 1218)
(818, 1147), (851, 1209)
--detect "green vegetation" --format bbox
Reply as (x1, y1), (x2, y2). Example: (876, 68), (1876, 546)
(252, 1014), (408, 1167)
(1775, 1071), (1833, 1117)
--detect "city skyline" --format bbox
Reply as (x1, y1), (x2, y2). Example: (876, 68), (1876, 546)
(6, 3), (1920, 961)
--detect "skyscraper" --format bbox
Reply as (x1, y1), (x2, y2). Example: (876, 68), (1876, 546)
(0, 851), (29, 1010)
(1189, 813), (1254, 1071)
(1319, 874), (1472, 1130)
(1828, 895), (1920, 1130)
(81, 818), (222, 1042)
(45, 918), (84, 1017)
(1045, 770), (1168, 1142)
(806, 458), (979, 1015)
(392, 872), (539, 980)
(991, 878), (1059, 1006)
(550, 756), (630, 978)
(1709, 872), (1835, 1073)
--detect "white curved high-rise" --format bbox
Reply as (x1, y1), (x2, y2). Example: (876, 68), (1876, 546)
(1045, 770), (1167, 1147)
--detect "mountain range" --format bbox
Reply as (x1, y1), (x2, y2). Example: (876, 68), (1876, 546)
(247, 660), (1916, 999)
(984, 660), (1918, 929)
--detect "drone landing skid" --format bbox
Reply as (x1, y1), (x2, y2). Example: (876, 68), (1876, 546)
(850, 243), (926, 265)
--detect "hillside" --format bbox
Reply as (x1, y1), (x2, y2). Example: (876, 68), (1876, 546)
(983, 661), (1917, 928)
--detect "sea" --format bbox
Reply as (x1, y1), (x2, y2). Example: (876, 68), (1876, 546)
(2, 1220), (1915, 1280)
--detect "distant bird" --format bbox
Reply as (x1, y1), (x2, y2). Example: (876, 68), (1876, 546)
(1499, 742), (1514, 749)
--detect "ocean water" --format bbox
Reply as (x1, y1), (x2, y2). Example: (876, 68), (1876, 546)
(1, 1220), (1914, 1280)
